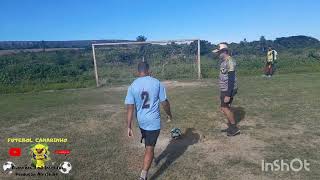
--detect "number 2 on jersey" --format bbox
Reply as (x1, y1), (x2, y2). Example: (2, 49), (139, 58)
(141, 91), (150, 109)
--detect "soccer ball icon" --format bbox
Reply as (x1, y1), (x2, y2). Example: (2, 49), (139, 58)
(59, 161), (72, 174)
(3, 161), (15, 174)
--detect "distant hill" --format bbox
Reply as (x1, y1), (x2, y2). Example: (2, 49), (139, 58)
(1, 35), (319, 52)
(274, 35), (320, 49)
(0, 40), (131, 50)
(228, 35), (320, 55)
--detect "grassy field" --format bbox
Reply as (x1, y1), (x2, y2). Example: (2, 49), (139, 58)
(1, 73), (320, 179)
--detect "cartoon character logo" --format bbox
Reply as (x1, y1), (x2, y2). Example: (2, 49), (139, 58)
(30, 143), (50, 169)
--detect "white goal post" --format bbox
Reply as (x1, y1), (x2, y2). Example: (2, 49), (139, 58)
(92, 39), (201, 87)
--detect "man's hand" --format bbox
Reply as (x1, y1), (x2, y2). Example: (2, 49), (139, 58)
(167, 115), (172, 122)
(224, 96), (231, 103)
(127, 128), (133, 137)
(126, 104), (134, 138)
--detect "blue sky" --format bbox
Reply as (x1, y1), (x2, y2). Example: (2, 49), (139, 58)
(1, 0), (319, 43)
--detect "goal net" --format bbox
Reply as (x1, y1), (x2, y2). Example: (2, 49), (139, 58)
(92, 39), (201, 87)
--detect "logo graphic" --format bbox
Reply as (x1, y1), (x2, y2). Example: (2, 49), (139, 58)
(30, 143), (50, 169)
(262, 159), (310, 172)
(59, 161), (72, 174)
(3, 161), (15, 174)
(8, 148), (21, 157)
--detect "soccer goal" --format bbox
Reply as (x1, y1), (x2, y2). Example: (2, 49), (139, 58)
(92, 39), (201, 87)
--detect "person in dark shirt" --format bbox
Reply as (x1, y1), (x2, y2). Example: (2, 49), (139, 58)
(213, 43), (240, 136)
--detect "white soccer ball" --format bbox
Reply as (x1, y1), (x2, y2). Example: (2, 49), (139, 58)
(3, 161), (15, 174)
(59, 161), (72, 174)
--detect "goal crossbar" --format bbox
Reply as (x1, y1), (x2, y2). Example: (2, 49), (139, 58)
(92, 39), (201, 87)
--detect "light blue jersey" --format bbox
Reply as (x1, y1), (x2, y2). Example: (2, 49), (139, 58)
(125, 76), (167, 130)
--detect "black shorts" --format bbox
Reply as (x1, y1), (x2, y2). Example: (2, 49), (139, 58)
(220, 90), (237, 108)
(266, 62), (273, 66)
(140, 128), (160, 147)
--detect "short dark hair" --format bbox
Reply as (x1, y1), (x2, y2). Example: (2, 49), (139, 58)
(138, 61), (149, 73)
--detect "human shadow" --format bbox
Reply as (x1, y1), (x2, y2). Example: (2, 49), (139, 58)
(232, 106), (246, 124)
(150, 128), (200, 180)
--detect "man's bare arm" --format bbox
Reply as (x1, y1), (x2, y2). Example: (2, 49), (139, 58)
(161, 99), (172, 119)
(127, 104), (134, 137)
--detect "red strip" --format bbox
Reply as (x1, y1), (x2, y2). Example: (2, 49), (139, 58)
(54, 150), (70, 155)
(9, 147), (21, 157)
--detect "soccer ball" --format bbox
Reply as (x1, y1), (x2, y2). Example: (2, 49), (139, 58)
(170, 128), (182, 139)
(59, 161), (72, 174)
(3, 161), (15, 174)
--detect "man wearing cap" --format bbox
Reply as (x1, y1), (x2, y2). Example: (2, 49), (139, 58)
(125, 61), (173, 180)
(213, 43), (240, 136)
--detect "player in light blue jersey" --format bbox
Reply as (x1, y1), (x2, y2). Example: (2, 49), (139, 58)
(125, 61), (172, 180)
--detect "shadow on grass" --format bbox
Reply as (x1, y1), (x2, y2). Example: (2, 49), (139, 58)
(150, 128), (199, 180)
(232, 106), (246, 124)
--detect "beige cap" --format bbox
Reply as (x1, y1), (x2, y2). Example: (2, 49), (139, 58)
(212, 43), (228, 53)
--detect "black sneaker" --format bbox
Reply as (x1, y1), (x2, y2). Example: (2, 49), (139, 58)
(139, 177), (147, 180)
(227, 126), (240, 136)
(221, 126), (230, 132)
(221, 123), (231, 132)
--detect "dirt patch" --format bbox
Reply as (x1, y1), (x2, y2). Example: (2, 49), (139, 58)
(254, 122), (305, 138)
(229, 173), (273, 180)
(76, 104), (124, 115)
(162, 80), (210, 88)
(125, 125), (267, 178)
(70, 118), (104, 133)
(104, 85), (128, 92)
(3, 114), (57, 132)
(197, 134), (266, 165)
(95, 104), (124, 113)
(103, 80), (211, 92)
(70, 104), (124, 134)
(155, 135), (171, 152)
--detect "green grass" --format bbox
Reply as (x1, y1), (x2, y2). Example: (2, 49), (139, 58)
(1, 73), (320, 179)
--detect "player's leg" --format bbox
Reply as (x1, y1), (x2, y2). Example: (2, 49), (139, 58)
(221, 107), (236, 124)
(142, 146), (154, 171)
(220, 92), (231, 132)
(222, 107), (240, 136)
(268, 63), (272, 77)
(140, 129), (160, 180)
(264, 63), (269, 76)
(220, 92), (235, 131)
(220, 92), (240, 136)
(271, 63), (275, 76)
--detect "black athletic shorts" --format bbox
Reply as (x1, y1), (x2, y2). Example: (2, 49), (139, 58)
(266, 62), (273, 66)
(140, 128), (160, 147)
(220, 90), (237, 108)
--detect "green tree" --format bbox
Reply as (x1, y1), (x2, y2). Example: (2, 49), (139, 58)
(136, 35), (147, 61)
(136, 35), (147, 42)
(260, 36), (267, 52)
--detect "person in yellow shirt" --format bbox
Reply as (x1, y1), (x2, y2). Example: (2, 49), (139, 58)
(265, 47), (278, 77)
